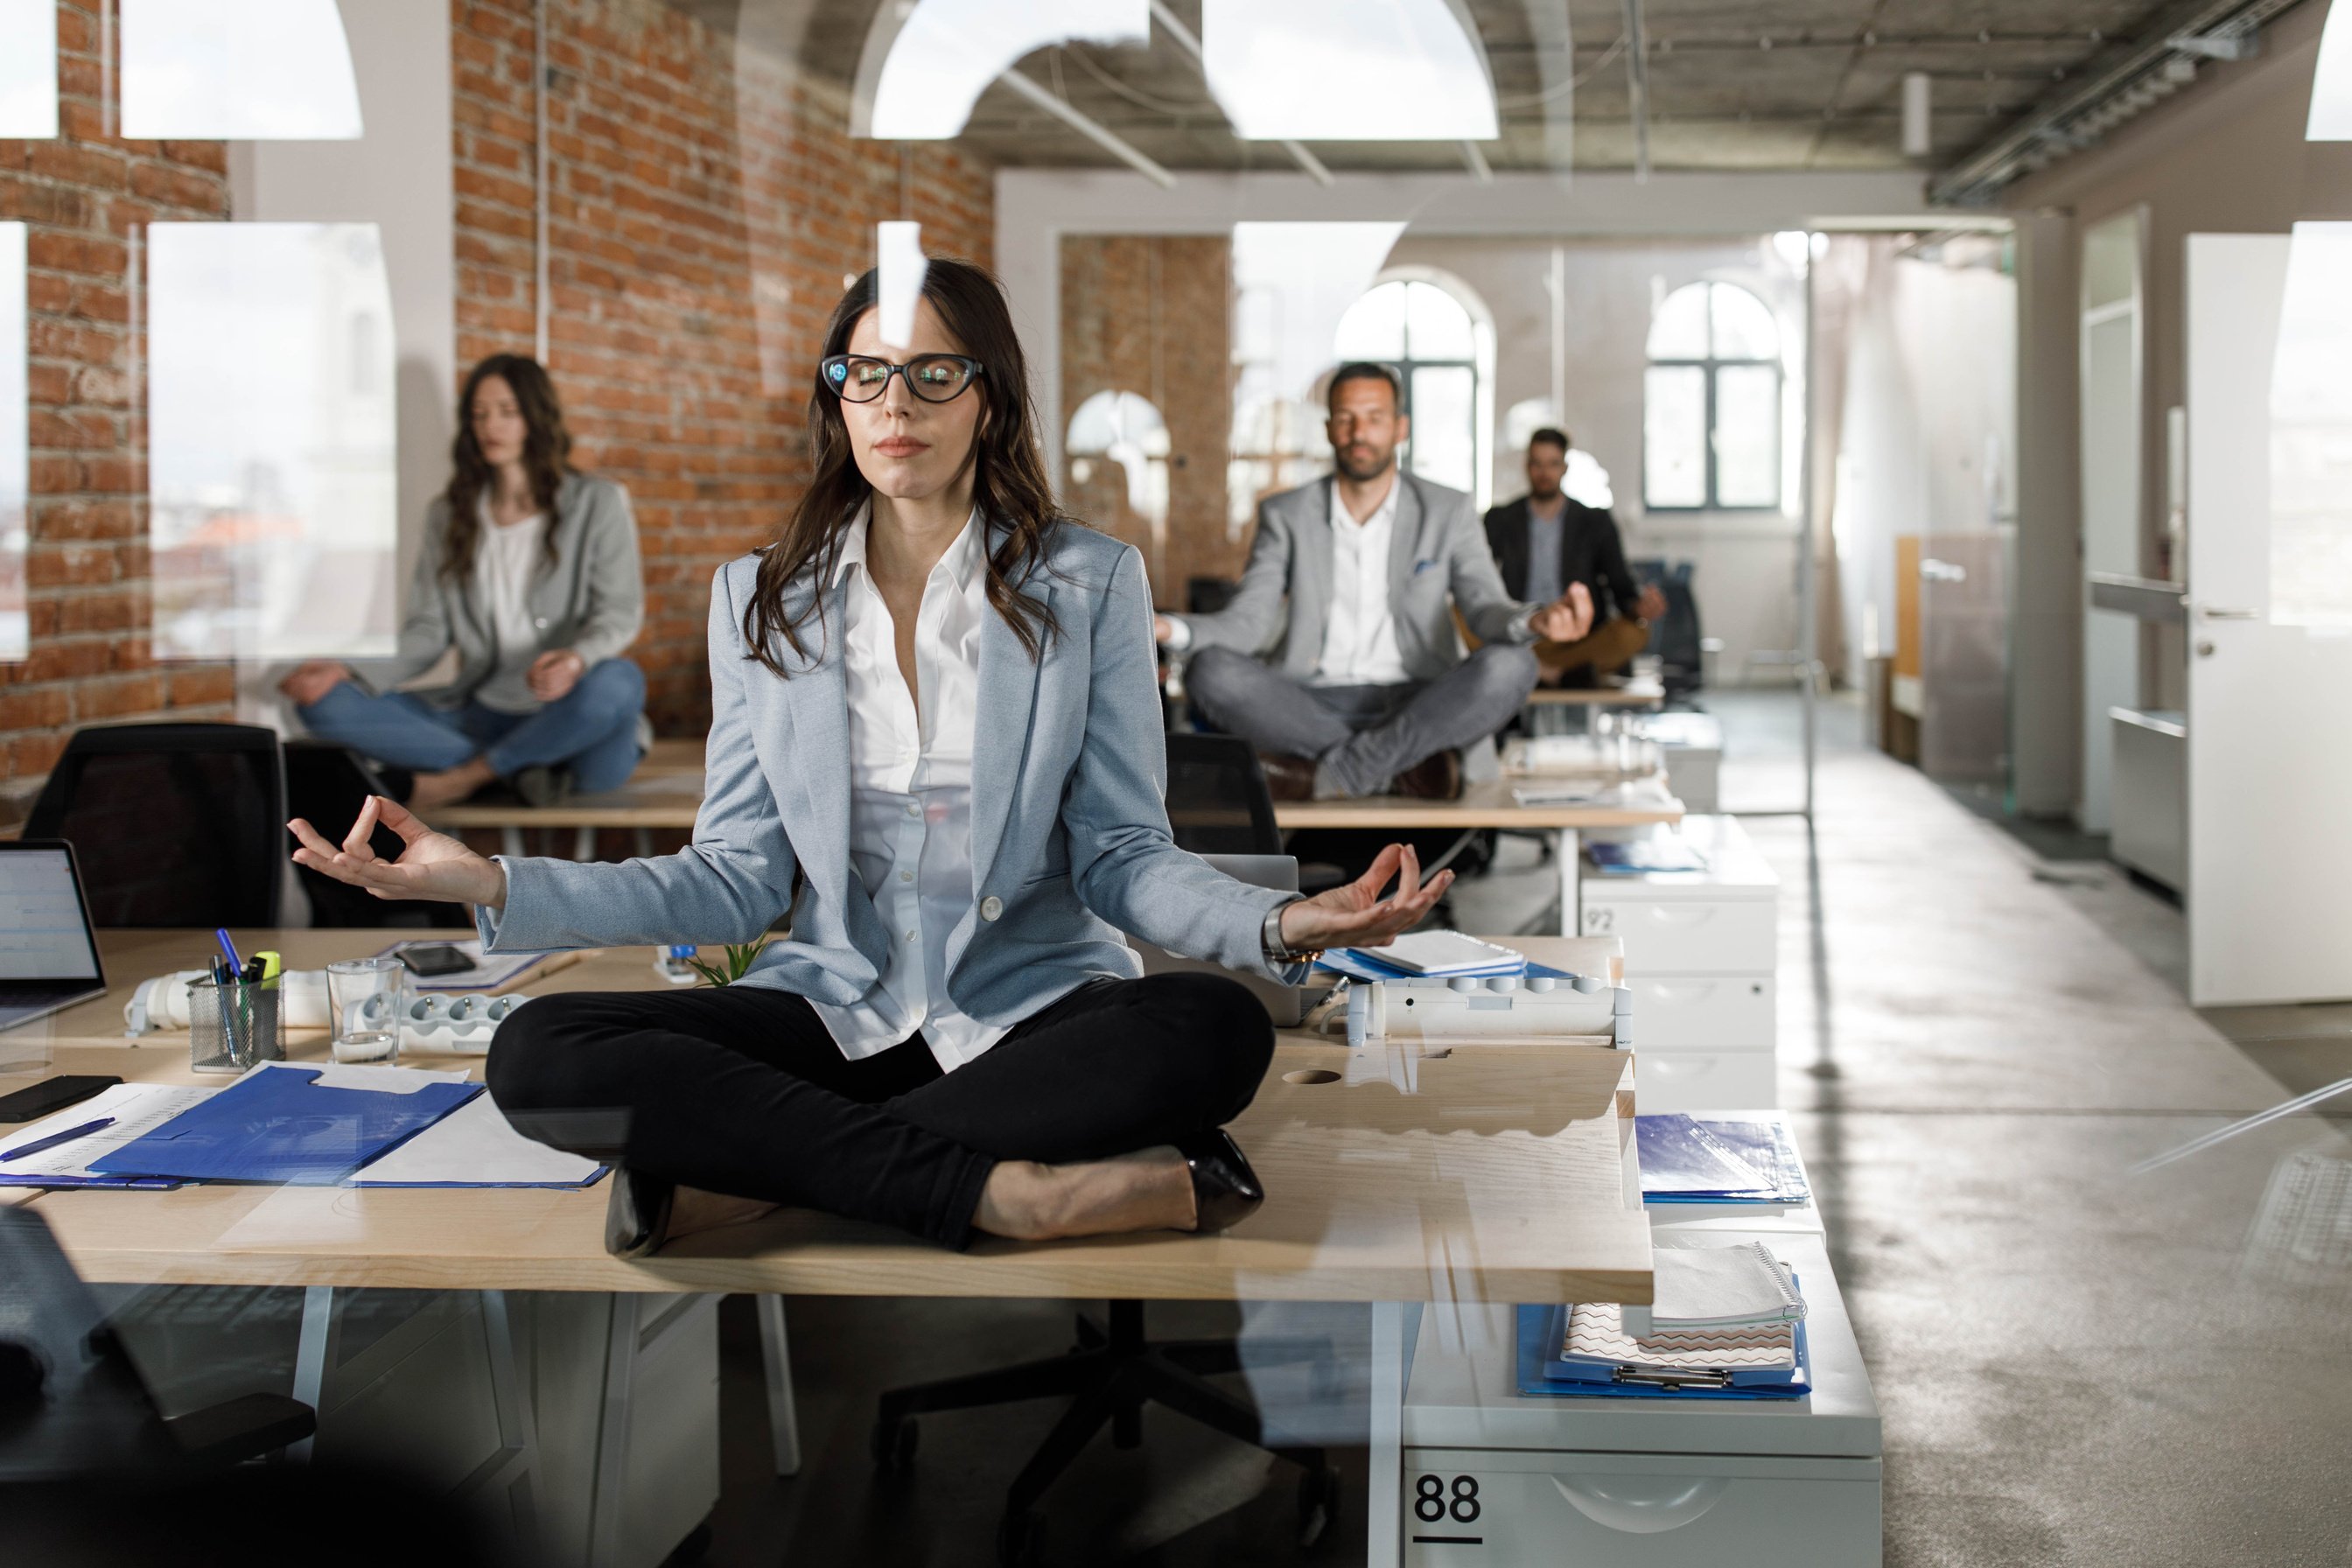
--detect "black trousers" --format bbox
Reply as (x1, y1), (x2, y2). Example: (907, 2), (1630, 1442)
(486, 973), (1275, 1250)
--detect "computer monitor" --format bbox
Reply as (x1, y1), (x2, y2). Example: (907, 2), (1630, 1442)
(0, 842), (108, 1033)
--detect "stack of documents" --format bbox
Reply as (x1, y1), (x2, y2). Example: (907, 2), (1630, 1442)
(0, 1082), (214, 1188)
(1636, 1112), (1812, 1207)
(1317, 934), (1581, 987)
(1586, 836), (1709, 875)
(1519, 1242), (1812, 1398)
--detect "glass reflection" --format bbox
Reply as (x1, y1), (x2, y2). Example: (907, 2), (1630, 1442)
(1201, 0), (1498, 141)
(0, 222), (23, 660)
(1228, 222), (1402, 530)
(1066, 388), (1171, 583)
(855, 0), (1148, 140)
(0, 0), (58, 138)
(2310, 0), (2352, 139)
(147, 221), (396, 662)
(119, 0), (362, 140)
(2268, 222), (2352, 625)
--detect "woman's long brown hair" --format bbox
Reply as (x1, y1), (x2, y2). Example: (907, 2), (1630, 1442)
(742, 259), (1064, 677)
(442, 354), (573, 582)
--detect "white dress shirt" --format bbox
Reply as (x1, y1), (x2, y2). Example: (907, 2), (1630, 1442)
(473, 499), (550, 713)
(1313, 476), (1410, 687)
(809, 508), (1009, 1072)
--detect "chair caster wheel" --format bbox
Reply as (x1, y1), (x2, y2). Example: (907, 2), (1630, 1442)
(870, 1414), (917, 1469)
(1298, 1464), (1341, 1549)
(997, 1508), (1044, 1566)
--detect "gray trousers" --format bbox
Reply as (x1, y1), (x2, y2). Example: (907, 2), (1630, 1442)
(1184, 643), (1539, 797)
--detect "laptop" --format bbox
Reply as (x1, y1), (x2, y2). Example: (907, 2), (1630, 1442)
(0, 842), (109, 1032)
(1130, 853), (1321, 1027)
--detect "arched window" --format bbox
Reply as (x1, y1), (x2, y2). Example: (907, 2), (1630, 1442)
(1333, 276), (1488, 501)
(1643, 280), (1782, 511)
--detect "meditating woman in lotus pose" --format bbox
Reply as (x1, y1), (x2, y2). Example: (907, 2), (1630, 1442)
(290, 259), (1447, 1257)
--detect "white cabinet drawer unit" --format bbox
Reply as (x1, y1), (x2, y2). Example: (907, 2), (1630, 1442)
(1578, 816), (1780, 1112)
(1400, 1233), (1880, 1567)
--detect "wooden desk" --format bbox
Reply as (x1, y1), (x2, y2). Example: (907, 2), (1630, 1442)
(1524, 681), (1666, 707)
(428, 738), (706, 854)
(1275, 776), (1683, 936)
(16, 928), (1645, 1564)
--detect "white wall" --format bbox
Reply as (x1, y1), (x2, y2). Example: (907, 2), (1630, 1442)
(1824, 238), (2017, 694)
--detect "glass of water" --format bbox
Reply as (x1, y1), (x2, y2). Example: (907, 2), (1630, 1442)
(326, 957), (407, 1065)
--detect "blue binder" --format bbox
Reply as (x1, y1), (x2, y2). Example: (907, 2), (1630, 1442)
(88, 1067), (481, 1186)
(1514, 1300), (1813, 1401)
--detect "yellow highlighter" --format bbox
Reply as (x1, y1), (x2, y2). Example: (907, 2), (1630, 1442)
(256, 950), (283, 990)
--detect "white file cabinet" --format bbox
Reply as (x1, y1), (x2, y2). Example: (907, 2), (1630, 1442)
(1399, 1233), (1880, 1567)
(1578, 816), (1779, 1112)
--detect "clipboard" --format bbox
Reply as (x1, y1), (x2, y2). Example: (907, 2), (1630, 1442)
(88, 1064), (480, 1186)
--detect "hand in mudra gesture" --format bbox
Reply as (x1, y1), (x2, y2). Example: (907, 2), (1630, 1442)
(1526, 580), (1595, 644)
(1277, 842), (1452, 954)
(289, 795), (508, 909)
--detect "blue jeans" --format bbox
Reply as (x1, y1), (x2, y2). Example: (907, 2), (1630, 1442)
(298, 659), (647, 794)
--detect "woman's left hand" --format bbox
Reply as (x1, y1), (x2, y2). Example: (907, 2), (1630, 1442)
(1276, 842), (1452, 954)
(528, 648), (585, 701)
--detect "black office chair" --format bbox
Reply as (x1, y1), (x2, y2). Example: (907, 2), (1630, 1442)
(284, 740), (465, 930)
(24, 724), (286, 927)
(0, 1208), (315, 1482)
(872, 732), (1342, 1564)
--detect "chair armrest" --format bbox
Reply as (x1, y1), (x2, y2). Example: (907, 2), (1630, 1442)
(162, 1393), (317, 1466)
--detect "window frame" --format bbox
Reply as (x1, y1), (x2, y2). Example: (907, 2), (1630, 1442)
(1336, 277), (1485, 502)
(1642, 281), (1784, 514)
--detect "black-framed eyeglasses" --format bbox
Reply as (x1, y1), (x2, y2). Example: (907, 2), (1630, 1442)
(818, 354), (984, 404)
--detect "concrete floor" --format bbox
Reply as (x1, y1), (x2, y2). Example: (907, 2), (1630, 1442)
(702, 689), (2352, 1567)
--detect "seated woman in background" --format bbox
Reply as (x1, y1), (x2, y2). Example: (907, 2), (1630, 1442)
(290, 259), (1447, 1258)
(280, 354), (648, 811)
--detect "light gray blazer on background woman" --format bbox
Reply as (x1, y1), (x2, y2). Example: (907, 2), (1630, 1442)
(475, 522), (1296, 1026)
(368, 472), (645, 709)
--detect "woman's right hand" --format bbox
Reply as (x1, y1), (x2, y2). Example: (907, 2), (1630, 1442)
(279, 660), (352, 705)
(289, 795), (508, 909)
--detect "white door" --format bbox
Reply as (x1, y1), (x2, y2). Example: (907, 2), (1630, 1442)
(2185, 231), (2352, 1005)
(2078, 211), (2144, 831)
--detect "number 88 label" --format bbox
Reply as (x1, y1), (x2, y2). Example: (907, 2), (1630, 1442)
(1414, 1474), (1481, 1523)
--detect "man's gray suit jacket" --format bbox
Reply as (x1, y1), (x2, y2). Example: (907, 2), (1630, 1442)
(1180, 472), (1535, 684)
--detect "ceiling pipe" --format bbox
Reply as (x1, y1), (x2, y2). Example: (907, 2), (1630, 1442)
(1928, 0), (2306, 205)
(1621, 0), (1651, 181)
(1144, 0), (1333, 185)
(1460, 139), (1494, 181)
(995, 68), (1179, 188)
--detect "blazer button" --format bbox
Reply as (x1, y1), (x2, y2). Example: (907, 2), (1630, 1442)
(979, 896), (1003, 921)
(534, 617), (548, 629)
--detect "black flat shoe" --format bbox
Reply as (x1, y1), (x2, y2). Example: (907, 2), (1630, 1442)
(605, 1166), (676, 1259)
(514, 765), (576, 808)
(1173, 1129), (1265, 1233)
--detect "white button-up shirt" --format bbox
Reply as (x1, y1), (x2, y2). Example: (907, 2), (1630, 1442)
(1314, 476), (1410, 687)
(808, 508), (1009, 1073)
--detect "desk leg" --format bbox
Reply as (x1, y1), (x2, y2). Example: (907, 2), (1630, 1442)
(502, 826), (527, 860)
(288, 1284), (337, 1464)
(572, 826), (596, 861)
(1368, 1300), (1408, 1568)
(755, 1294), (802, 1477)
(466, 1291), (542, 1539)
(1556, 826), (1580, 936)
(587, 1294), (640, 1568)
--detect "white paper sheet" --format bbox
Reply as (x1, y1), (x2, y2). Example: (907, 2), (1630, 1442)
(0, 1082), (217, 1184)
(346, 1094), (604, 1188)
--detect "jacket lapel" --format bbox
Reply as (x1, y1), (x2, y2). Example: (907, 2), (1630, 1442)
(970, 572), (1051, 892)
(770, 577), (854, 899)
(1386, 473), (1424, 646)
(1289, 481), (1335, 676)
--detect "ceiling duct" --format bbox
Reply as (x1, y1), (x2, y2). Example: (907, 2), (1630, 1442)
(1928, 0), (2310, 206)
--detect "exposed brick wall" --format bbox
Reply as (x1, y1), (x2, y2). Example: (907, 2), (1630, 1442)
(452, 0), (994, 734)
(0, 1), (234, 783)
(0, 0), (996, 787)
(1059, 234), (1238, 611)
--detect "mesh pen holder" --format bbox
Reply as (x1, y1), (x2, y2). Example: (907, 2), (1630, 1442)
(188, 977), (286, 1074)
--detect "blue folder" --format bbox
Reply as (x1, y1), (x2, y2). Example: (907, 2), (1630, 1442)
(1514, 1298), (1812, 1401)
(88, 1068), (482, 1186)
(1636, 1112), (1812, 1206)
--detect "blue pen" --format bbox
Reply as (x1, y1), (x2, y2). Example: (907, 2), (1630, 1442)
(215, 928), (245, 973)
(4, 1116), (116, 1163)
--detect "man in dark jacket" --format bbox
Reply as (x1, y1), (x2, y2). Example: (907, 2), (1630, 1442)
(1481, 428), (1663, 683)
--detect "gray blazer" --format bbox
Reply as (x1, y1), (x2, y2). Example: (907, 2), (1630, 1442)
(368, 472), (644, 707)
(476, 522), (1296, 1022)
(1180, 472), (1534, 683)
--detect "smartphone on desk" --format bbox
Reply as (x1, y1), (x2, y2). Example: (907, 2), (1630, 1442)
(0, 1074), (121, 1124)
(398, 943), (474, 978)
